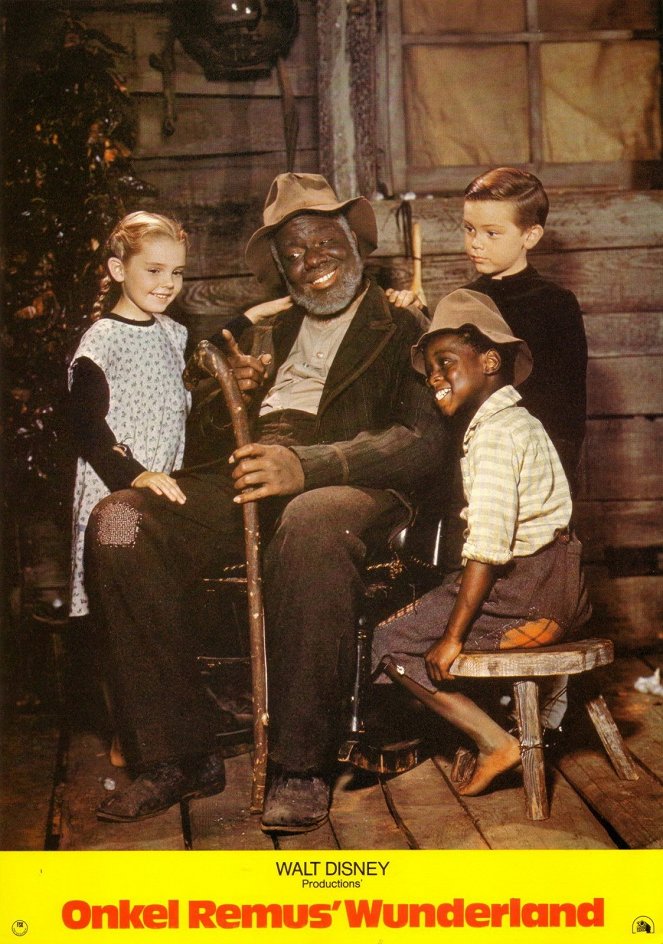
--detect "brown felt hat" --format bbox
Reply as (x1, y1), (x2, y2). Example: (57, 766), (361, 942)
(411, 289), (533, 386)
(244, 173), (378, 288)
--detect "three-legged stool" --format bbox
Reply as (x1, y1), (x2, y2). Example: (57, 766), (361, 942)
(450, 637), (639, 820)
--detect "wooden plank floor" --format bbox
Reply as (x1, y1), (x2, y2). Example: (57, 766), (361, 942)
(0, 712), (62, 851)
(3, 654), (661, 852)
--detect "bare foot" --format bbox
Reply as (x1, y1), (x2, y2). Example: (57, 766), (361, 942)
(456, 734), (520, 796)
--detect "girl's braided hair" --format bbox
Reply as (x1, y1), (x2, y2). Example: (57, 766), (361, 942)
(91, 211), (188, 320)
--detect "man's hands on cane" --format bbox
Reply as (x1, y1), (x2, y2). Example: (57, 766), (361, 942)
(220, 329), (272, 398)
(224, 295), (304, 501)
(230, 443), (305, 502)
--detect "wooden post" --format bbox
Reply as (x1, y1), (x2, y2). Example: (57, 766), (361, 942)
(315, 0), (379, 198)
(316, 0), (358, 199)
(513, 679), (549, 820)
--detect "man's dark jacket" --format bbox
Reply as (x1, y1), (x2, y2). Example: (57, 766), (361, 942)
(239, 279), (449, 502)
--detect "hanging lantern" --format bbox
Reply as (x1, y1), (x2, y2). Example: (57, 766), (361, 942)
(172, 0), (298, 80)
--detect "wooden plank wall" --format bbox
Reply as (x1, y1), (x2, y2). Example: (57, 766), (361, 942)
(62, 4), (662, 649)
(367, 192), (663, 650)
(79, 0), (319, 207)
(172, 191), (663, 651)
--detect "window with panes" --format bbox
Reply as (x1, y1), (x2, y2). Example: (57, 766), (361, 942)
(377, 0), (662, 193)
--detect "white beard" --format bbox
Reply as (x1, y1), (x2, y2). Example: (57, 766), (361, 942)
(286, 246), (364, 320)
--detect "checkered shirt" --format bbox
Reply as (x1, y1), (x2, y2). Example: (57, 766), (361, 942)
(460, 385), (572, 566)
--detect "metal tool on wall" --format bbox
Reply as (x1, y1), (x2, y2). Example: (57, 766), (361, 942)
(410, 220), (427, 309)
(395, 198), (427, 307)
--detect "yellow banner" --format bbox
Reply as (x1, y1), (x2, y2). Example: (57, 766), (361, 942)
(1, 850), (660, 942)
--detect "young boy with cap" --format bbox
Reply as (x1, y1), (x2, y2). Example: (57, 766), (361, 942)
(371, 288), (591, 797)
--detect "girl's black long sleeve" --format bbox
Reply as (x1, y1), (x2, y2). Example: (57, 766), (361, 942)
(69, 356), (146, 492)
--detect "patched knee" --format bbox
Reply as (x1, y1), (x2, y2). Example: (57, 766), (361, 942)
(90, 498), (141, 547)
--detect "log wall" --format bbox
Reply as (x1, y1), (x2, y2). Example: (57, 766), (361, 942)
(175, 189), (663, 649)
(79, 0), (319, 206)
(367, 192), (663, 650)
(31, 3), (663, 649)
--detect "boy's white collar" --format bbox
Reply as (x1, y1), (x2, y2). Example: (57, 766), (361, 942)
(463, 385), (521, 445)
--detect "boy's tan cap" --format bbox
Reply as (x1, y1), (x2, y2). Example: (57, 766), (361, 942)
(411, 288), (533, 386)
(245, 172), (378, 289)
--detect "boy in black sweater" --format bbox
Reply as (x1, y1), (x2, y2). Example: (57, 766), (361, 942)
(462, 167), (587, 492)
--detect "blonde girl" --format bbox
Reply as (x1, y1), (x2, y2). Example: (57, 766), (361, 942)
(68, 211), (191, 617)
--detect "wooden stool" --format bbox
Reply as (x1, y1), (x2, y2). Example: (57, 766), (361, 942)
(449, 638), (639, 820)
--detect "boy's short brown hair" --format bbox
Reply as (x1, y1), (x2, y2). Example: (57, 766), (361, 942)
(464, 166), (549, 229)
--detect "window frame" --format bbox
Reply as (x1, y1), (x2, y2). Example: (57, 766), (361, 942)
(377, 0), (663, 193)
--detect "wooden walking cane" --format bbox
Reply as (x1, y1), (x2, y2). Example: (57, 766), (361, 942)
(183, 340), (268, 813)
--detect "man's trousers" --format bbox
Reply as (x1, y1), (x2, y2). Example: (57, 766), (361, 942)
(85, 468), (405, 773)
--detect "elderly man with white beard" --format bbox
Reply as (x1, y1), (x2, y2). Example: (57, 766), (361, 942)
(85, 173), (449, 833)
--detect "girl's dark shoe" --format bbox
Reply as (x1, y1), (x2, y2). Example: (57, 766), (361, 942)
(96, 752), (226, 822)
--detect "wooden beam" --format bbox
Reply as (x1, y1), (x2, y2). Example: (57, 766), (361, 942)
(401, 30), (660, 44)
(525, 0), (543, 167)
(369, 246), (663, 313)
(132, 94), (317, 159)
(584, 572), (663, 650)
(147, 191), (663, 251)
(177, 276), (266, 323)
(383, 0), (407, 194)
(133, 150), (319, 206)
(316, 0), (357, 199)
(587, 357), (663, 416)
(370, 191), (663, 256)
(575, 501), (663, 559)
(64, 1), (165, 8)
(407, 162), (663, 194)
(584, 312), (663, 358)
